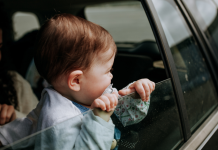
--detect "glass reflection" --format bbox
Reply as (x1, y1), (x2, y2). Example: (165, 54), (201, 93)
(183, 0), (218, 57)
(85, 2), (155, 43)
(152, 0), (218, 132)
(196, 1), (216, 28)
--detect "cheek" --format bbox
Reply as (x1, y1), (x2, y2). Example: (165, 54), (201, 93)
(91, 76), (111, 95)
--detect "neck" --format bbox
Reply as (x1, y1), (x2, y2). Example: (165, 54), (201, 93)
(53, 84), (91, 108)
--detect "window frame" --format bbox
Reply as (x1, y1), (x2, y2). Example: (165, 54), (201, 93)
(141, 0), (191, 142)
(142, 0), (218, 145)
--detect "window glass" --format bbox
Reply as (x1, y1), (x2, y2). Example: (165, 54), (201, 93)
(183, 0), (218, 57)
(1, 79), (183, 150)
(85, 1), (183, 149)
(196, 1), (216, 27)
(13, 12), (40, 40)
(152, 0), (218, 132)
(85, 2), (155, 43)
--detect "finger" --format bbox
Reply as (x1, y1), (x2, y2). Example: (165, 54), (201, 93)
(100, 95), (111, 111)
(112, 94), (118, 107)
(91, 99), (106, 111)
(111, 93), (118, 108)
(152, 82), (156, 90)
(146, 82), (153, 102)
(118, 88), (135, 96)
(142, 83), (150, 102)
(149, 81), (155, 92)
(104, 94), (115, 110)
(0, 104), (8, 125)
(135, 82), (146, 101)
(128, 82), (135, 89)
(148, 82), (153, 94)
(6, 105), (14, 123)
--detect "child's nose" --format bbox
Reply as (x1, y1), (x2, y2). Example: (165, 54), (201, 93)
(110, 73), (113, 79)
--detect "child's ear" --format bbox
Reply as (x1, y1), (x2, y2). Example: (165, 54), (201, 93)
(67, 70), (83, 91)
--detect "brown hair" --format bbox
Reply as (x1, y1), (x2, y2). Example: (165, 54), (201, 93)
(34, 13), (116, 84)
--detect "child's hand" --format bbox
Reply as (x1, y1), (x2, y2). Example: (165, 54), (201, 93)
(91, 92), (118, 122)
(91, 92), (118, 111)
(119, 79), (155, 102)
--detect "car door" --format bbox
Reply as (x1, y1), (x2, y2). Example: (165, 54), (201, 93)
(145, 0), (218, 149)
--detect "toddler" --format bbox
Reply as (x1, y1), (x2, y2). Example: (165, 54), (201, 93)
(0, 14), (155, 150)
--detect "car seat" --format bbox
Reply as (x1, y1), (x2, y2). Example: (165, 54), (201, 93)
(117, 41), (161, 61)
(112, 53), (153, 90)
(9, 30), (38, 77)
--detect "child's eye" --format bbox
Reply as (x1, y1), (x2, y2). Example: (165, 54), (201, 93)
(110, 68), (113, 73)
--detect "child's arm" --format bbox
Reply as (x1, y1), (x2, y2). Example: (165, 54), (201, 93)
(34, 92), (119, 150)
(114, 79), (155, 127)
(34, 110), (116, 150)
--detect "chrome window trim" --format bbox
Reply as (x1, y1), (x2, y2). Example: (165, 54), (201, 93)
(142, 0), (191, 140)
(179, 107), (218, 150)
(197, 123), (218, 149)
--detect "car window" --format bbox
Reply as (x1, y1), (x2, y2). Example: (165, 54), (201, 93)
(84, 1), (183, 149)
(85, 2), (155, 43)
(13, 12), (40, 40)
(152, 0), (218, 132)
(182, 0), (218, 58)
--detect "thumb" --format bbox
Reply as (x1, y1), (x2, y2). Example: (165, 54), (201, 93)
(118, 88), (135, 96)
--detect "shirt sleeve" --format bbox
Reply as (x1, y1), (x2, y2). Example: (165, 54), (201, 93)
(34, 111), (115, 150)
(113, 82), (150, 127)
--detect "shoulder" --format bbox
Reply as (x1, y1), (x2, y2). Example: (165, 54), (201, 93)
(38, 88), (82, 128)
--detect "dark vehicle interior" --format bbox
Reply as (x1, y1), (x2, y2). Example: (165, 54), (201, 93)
(0, 0), (167, 96)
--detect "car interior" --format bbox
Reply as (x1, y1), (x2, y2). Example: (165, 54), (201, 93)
(1, 0), (168, 97)
(1, 0), (218, 149)
(0, 0), (181, 150)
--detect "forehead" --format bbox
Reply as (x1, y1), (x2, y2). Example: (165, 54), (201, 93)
(84, 48), (115, 75)
(96, 47), (116, 64)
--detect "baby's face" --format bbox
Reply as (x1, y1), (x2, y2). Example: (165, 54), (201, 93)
(80, 48), (115, 105)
